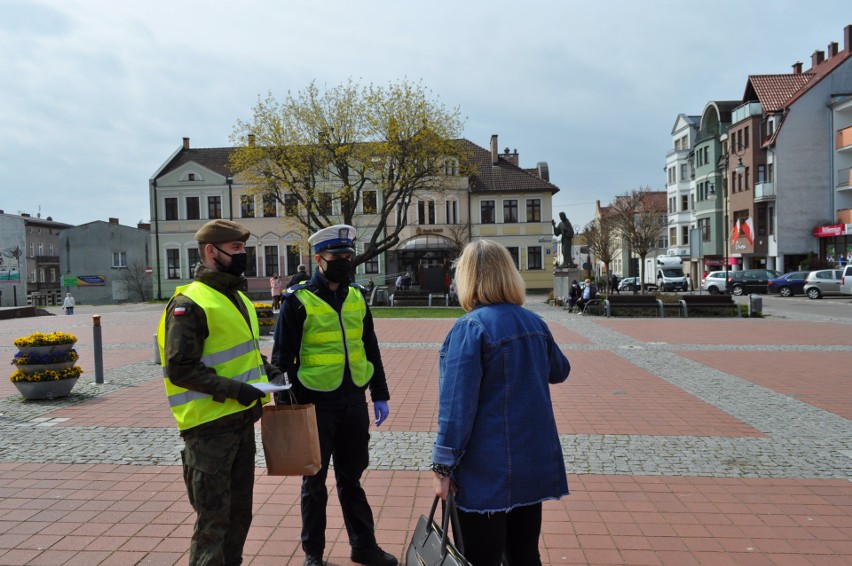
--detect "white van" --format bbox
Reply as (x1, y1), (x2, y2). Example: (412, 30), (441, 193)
(655, 256), (687, 292)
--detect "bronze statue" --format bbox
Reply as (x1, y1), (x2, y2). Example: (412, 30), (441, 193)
(552, 212), (575, 268)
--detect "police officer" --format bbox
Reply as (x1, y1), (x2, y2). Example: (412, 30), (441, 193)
(272, 224), (397, 566)
(158, 219), (285, 566)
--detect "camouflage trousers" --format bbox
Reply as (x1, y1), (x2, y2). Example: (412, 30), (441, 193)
(181, 411), (256, 566)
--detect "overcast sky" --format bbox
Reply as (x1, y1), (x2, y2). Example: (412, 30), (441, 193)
(1, 1), (848, 230)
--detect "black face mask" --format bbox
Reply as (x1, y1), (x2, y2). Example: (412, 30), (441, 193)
(213, 246), (248, 277)
(322, 257), (352, 283)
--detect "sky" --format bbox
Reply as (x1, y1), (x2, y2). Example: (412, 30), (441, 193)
(1, 1), (849, 230)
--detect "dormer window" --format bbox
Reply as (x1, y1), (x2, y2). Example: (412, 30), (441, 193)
(181, 171), (203, 182)
(188, 173), (196, 181)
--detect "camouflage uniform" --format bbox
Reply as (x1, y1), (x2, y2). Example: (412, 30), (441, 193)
(163, 255), (283, 565)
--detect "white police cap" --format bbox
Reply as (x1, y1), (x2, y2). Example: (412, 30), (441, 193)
(308, 224), (356, 254)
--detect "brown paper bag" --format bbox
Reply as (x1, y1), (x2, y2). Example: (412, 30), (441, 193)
(261, 403), (321, 476)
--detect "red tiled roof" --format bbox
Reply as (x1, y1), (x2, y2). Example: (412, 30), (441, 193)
(744, 74), (814, 112)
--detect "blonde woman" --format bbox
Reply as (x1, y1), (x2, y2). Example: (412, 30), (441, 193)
(431, 240), (570, 566)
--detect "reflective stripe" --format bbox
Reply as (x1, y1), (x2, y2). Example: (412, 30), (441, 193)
(167, 366), (267, 408)
(200, 338), (258, 367)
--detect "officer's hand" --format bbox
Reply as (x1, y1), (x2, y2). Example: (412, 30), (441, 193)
(373, 400), (389, 426)
(236, 382), (265, 406)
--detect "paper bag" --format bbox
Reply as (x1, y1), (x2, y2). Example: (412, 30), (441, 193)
(261, 403), (321, 476)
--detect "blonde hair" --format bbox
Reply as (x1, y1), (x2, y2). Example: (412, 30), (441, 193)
(454, 240), (525, 311)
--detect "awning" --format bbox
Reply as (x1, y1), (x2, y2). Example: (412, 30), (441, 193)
(398, 235), (451, 251)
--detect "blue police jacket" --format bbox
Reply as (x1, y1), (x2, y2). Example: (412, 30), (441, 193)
(432, 302), (571, 513)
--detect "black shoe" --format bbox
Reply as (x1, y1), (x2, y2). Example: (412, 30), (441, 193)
(303, 555), (323, 566)
(351, 546), (398, 566)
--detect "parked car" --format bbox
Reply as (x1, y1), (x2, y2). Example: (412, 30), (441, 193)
(766, 271), (810, 297)
(618, 277), (638, 292)
(701, 271), (728, 295)
(841, 265), (852, 296)
(803, 269), (843, 299)
(725, 269), (782, 295)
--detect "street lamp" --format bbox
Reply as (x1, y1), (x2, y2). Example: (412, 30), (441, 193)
(706, 158), (745, 284)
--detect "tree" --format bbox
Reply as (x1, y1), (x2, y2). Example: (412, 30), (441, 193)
(610, 187), (666, 293)
(229, 79), (466, 269)
(583, 214), (619, 292)
(118, 261), (152, 302)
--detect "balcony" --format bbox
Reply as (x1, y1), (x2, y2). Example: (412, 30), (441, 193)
(754, 182), (775, 201)
(837, 126), (852, 151)
(731, 102), (763, 124)
(35, 255), (60, 264)
(837, 167), (852, 189)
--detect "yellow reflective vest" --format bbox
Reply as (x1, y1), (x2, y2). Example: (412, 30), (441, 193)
(295, 286), (374, 391)
(157, 281), (269, 431)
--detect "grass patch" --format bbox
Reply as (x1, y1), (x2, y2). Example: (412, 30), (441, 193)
(371, 307), (465, 318)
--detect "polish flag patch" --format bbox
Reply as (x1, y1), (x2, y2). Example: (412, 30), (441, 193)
(173, 307), (187, 316)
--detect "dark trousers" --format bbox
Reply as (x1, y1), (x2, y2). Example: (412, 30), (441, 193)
(301, 401), (376, 557)
(456, 502), (543, 566)
(181, 412), (256, 566)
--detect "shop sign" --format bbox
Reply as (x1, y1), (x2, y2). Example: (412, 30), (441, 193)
(813, 224), (844, 237)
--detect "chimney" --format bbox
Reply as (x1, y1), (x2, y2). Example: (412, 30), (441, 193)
(792, 61), (803, 74)
(846, 24), (852, 53)
(828, 41), (839, 58)
(137, 222), (151, 231)
(182, 137), (190, 149)
(108, 217), (119, 225)
(248, 134), (256, 147)
(490, 135), (498, 165)
(811, 50), (825, 68)
(502, 147), (519, 166)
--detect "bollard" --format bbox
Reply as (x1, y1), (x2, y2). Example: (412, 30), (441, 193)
(153, 333), (160, 365)
(92, 315), (104, 384)
(749, 294), (763, 317)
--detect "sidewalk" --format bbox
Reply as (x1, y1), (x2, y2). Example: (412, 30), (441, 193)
(1, 301), (851, 565)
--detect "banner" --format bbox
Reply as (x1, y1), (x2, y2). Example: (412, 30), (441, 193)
(0, 271), (20, 284)
(63, 275), (106, 287)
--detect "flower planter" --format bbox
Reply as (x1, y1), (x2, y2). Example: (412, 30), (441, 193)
(15, 361), (76, 375)
(17, 343), (74, 356)
(14, 377), (79, 400)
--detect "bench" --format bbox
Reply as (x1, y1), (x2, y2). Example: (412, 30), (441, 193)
(679, 295), (741, 318)
(389, 290), (448, 307)
(603, 294), (664, 317)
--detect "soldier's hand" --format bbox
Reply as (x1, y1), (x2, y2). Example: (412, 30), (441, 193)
(236, 382), (265, 406)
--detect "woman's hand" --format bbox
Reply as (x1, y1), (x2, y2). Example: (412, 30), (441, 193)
(433, 474), (452, 500)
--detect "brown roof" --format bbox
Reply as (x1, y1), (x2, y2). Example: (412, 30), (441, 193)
(744, 74), (814, 112)
(156, 138), (560, 195)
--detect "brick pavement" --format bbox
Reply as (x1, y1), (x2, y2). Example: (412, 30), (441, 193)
(1, 300), (851, 565)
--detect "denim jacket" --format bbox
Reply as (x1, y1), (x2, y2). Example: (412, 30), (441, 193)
(432, 303), (570, 513)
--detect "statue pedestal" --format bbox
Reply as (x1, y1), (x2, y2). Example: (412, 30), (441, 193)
(553, 267), (585, 298)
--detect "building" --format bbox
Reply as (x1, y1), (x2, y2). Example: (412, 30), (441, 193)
(149, 134), (559, 299)
(59, 219), (153, 305)
(0, 211), (71, 308)
(665, 114), (700, 273)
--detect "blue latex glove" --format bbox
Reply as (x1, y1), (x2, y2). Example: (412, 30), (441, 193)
(373, 401), (389, 426)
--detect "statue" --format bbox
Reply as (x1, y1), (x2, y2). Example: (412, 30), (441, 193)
(552, 212), (575, 268)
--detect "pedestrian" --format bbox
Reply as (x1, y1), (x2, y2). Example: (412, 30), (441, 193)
(402, 272), (412, 290)
(270, 274), (282, 311)
(271, 224), (397, 566)
(575, 278), (597, 312)
(62, 292), (75, 315)
(395, 273), (404, 291)
(287, 264), (309, 288)
(432, 239), (570, 566)
(364, 277), (376, 296)
(567, 279), (581, 311)
(157, 219), (286, 566)
(610, 273), (619, 294)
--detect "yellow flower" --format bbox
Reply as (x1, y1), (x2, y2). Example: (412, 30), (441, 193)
(13, 332), (77, 347)
(10, 365), (83, 383)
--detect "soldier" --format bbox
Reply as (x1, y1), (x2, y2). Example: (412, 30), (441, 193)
(157, 219), (286, 565)
(272, 224), (397, 566)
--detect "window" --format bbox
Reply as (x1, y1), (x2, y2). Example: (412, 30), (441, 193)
(680, 163), (688, 181)
(39, 268), (45, 283)
(318, 193), (332, 216)
(744, 167), (750, 190)
(362, 191), (377, 214)
(668, 167), (675, 185)
(166, 249), (181, 279)
(681, 194), (689, 211)
(503, 199), (518, 223)
(363, 248), (379, 274)
(50, 269), (56, 283)
(49, 243), (54, 255)
(681, 226), (689, 245)
(38, 242), (43, 255)
(240, 195), (255, 218)
(188, 173), (196, 181)
(418, 200), (436, 224)
(506, 246), (520, 270)
(244, 246), (257, 277)
(208, 196), (222, 219)
(286, 245), (300, 276)
(442, 159), (457, 175)
(264, 245), (279, 277)
(263, 194), (277, 217)
(30, 269), (36, 282)
(744, 126), (750, 148)
(526, 199), (541, 222)
(284, 194), (299, 216)
(669, 227), (677, 246)
(480, 200), (495, 224)
(445, 199), (459, 224)
(768, 205), (774, 236)
(757, 207), (767, 236)
(29, 242), (34, 257)
(527, 246), (542, 270)
(757, 165), (766, 183)
(165, 197), (178, 220)
(112, 251), (127, 268)
(767, 163), (773, 182)
(186, 197), (200, 220)
(187, 248), (200, 277)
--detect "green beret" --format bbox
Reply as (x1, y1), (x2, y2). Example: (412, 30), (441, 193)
(195, 219), (250, 244)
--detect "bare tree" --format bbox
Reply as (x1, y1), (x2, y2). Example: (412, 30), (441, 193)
(610, 187), (666, 293)
(119, 261), (152, 302)
(583, 214), (619, 293)
(443, 221), (471, 259)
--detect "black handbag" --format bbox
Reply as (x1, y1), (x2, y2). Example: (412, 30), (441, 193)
(406, 492), (471, 566)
